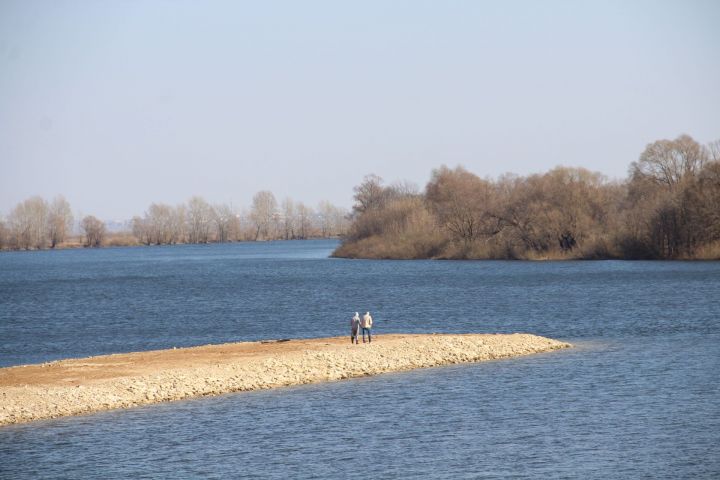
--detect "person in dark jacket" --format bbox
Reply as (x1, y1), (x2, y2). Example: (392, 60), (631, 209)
(350, 312), (361, 344)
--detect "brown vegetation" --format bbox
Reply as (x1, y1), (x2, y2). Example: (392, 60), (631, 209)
(1, 195), (81, 250)
(80, 215), (106, 247)
(335, 135), (720, 260)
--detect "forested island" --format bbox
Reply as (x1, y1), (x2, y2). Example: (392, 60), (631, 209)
(334, 135), (720, 260)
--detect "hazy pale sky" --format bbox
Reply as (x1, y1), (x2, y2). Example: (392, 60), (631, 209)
(1, 0), (719, 220)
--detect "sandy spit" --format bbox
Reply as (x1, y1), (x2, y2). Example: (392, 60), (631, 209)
(0, 334), (570, 426)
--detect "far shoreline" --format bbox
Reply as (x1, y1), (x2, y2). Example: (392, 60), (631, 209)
(329, 248), (720, 262)
(0, 236), (341, 254)
(3, 237), (717, 261)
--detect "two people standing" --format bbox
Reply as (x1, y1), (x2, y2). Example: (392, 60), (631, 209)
(350, 311), (373, 344)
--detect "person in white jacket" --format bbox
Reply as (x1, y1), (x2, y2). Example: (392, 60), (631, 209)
(361, 311), (373, 343)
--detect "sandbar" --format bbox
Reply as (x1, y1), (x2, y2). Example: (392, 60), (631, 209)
(0, 334), (570, 426)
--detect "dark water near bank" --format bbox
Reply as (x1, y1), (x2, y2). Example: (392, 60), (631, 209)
(1, 240), (719, 478)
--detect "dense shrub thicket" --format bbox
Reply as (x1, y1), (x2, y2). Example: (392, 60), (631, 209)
(335, 135), (720, 260)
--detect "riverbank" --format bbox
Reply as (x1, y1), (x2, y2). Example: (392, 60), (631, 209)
(0, 334), (569, 426)
(0, 235), (343, 252)
(331, 237), (720, 261)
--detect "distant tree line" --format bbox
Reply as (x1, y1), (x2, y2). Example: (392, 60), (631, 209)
(130, 192), (348, 246)
(335, 135), (720, 260)
(0, 195), (106, 250)
(0, 191), (348, 251)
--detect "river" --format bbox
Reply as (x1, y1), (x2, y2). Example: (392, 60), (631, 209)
(1, 240), (718, 478)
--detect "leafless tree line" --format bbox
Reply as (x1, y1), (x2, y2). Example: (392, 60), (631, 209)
(337, 134), (720, 260)
(1, 193), (349, 251)
(0, 195), (107, 250)
(131, 193), (348, 246)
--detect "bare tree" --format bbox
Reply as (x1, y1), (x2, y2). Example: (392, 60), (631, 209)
(7, 204), (32, 250)
(317, 200), (333, 237)
(695, 158), (720, 242)
(81, 215), (106, 247)
(707, 139), (720, 163)
(272, 211), (282, 239)
(426, 166), (499, 245)
(625, 135), (714, 257)
(0, 218), (8, 250)
(187, 196), (214, 243)
(170, 204), (186, 244)
(327, 203), (350, 237)
(281, 198), (297, 240)
(131, 216), (152, 246)
(148, 203), (177, 244)
(296, 201), (313, 239)
(237, 207), (255, 241)
(352, 174), (385, 213)
(631, 134), (707, 190)
(47, 195), (74, 248)
(250, 191), (277, 240)
(388, 180), (420, 197)
(213, 203), (239, 243)
(317, 200), (349, 237)
(8, 196), (49, 249)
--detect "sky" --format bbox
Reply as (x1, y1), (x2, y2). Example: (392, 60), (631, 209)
(1, 0), (719, 220)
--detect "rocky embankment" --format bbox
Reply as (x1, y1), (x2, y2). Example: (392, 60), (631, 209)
(0, 334), (570, 426)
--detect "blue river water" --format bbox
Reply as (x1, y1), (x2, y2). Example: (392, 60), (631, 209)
(0, 240), (719, 478)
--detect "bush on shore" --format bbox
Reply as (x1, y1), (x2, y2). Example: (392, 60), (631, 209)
(336, 134), (720, 260)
